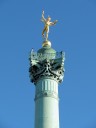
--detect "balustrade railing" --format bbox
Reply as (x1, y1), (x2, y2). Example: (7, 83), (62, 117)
(29, 51), (65, 61)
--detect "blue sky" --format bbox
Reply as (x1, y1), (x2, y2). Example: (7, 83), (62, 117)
(0, 0), (96, 128)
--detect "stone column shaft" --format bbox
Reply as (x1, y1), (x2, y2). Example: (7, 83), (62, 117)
(29, 41), (65, 128)
(35, 79), (59, 128)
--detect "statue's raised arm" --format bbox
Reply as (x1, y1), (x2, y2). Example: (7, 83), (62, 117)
(41, 11), (46, 23)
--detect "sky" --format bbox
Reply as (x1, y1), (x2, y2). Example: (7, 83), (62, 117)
(0, 0), (96, 128)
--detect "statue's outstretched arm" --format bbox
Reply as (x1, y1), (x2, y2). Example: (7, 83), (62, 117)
(41, 10), (46, 23)
(50, 20), (58, 26)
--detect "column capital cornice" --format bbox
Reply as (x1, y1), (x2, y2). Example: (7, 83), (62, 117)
(29, 51), (65, 84)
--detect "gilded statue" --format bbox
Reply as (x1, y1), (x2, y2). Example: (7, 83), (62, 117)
(41, 11), (58, 41)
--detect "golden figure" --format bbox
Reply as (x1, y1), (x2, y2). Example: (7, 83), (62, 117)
(41, 11), (58, 41)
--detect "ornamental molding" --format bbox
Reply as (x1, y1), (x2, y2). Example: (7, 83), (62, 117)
(29, 52), (65, 84)
(34, 91), (59, 101)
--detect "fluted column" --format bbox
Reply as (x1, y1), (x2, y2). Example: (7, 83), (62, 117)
(29, 41), (65, 128)
(35, 79), (59, 128)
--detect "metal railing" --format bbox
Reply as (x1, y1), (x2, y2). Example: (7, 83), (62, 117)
(29, 51), (65, 61)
